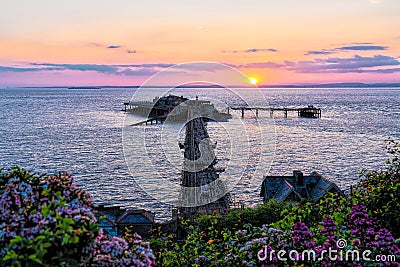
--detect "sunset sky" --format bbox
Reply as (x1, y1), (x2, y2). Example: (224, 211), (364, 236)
(1, 0), (399, 86)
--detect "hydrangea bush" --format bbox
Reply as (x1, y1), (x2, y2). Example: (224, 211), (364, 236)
(92, 229), (155, 266)
(0, 167), (155, 267)
(164, 203), (399, 267)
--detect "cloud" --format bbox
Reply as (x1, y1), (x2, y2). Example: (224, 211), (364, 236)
(172, 63), (230, 72)
(223, 48), (278, 53)
(4, 56), (399, 78)
(0, 66), (63, 72)
(239, 62), (284, 69)
(119, 63), (175, 68)
(222, 50), (238, 54)
(244, 48), (278, 53)
(24, 63), (194, 76)
(234, 54), (400, 74)
(287, 55), (400, 73)
(107, 45), (121, 49)
(352, 42), (373, 45)
(117, 68), (159, 76)
(337, 45), (388, 51)
(87, 42), (104, 47)
(31, 63), (117, 73)
(305, 43), (389, 56)
(305, 50), (336, 55)
(358, 68), (400, 73)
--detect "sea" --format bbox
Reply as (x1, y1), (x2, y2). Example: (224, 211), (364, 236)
(1, 87), (399, 221)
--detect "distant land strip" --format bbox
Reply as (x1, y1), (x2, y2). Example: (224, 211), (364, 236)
(12, 82), (400, 89)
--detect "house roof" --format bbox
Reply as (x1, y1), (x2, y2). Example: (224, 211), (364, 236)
(309, 171), (342, 201)
(96, 212), (118, 226)
(274, 180), (304, 202)
(116, 209), (155, 224)
(261, 170), (344, 202)
(95, 206), (155, 225)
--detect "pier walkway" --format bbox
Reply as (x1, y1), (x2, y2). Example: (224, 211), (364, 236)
(228, 105), (321, 118)
(130, 116), (167, 126)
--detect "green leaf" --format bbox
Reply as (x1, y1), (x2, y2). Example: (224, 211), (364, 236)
(10, 235), (24, 246)
(28, 254), (43, 264)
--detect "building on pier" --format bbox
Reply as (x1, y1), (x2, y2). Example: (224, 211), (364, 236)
(123, 94), (231, 122)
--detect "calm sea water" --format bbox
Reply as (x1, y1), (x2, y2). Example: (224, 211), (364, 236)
(1, 87), (399, 221)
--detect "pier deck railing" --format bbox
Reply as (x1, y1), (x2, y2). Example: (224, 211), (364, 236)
(228, 106), (321, 118)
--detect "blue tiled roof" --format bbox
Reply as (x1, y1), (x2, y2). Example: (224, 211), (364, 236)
(117, 213), (152, 224)
(273, 180), (293, 201)
(261, 170), (344, 203)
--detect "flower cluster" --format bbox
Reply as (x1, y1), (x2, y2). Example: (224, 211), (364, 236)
(0, 167), (97, 265)
(348, 204), (376, 247)
(292, 222), (315, 250)
(93, 229), (156, 266)
(182, 203), (399, 267)
(0, 167), (155, 266)
(372, 228), (400, 261)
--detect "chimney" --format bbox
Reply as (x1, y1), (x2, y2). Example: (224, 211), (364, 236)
(293, 170), (304, 186)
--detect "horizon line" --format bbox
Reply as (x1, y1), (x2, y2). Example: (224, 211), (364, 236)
(3, 82), (400, 89)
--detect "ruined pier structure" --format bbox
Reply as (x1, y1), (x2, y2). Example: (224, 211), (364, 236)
(229, 105), (322, 118)
(178, 98), (230, 220)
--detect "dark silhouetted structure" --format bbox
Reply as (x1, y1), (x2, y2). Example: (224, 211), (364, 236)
(260, 170), (344, 203)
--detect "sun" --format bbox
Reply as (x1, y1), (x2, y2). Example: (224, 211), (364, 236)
(249, 77), (258, 85)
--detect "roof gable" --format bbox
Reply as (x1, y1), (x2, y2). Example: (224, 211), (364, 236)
(262, 170), (344, 203)
(116, 210), (154, 224)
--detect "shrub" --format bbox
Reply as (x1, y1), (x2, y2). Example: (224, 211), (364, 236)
(0, 167), (98, 266)
(0, 167), (155, 267)
(92, 229), (155, 266)
(353, 139), (400, 238)
(194, 199), (290, 234)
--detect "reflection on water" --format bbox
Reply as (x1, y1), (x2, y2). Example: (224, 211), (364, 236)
(0, 87), (399, 221)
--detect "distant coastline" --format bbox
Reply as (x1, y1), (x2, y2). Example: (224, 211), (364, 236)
(68, 86), (102, 89)
(7, 82), (400, 89)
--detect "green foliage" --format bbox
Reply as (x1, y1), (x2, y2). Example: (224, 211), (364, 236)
(149, 201), (291, 266)
(1, 167), (155, 266)
(149, 226), (183, 267)
(1, 167), (99, 266)
(3, 139), (400, 266)
(272, 193), (350, 232)
(352, 139), (400, 238)
(222, 199), (290, 230)
(194, 199), (290, 234)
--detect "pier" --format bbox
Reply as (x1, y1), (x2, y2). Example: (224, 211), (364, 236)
(228, 105), (321, 118)
(130, 116), (167, 126)
(123, 101), (155, 113)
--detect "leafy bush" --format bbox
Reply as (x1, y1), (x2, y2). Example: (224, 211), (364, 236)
(152, 202), (399, 266)
(272, 192), (351, 232)
(353, 139), (400, 238)
(221, 200), (290, 231)
(0, 167), (155, 267)
(0, 167), (98, 266)
(195, 199), (290, 234)
(149, 139), (400, 266)
(93, 229), (155, 266)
